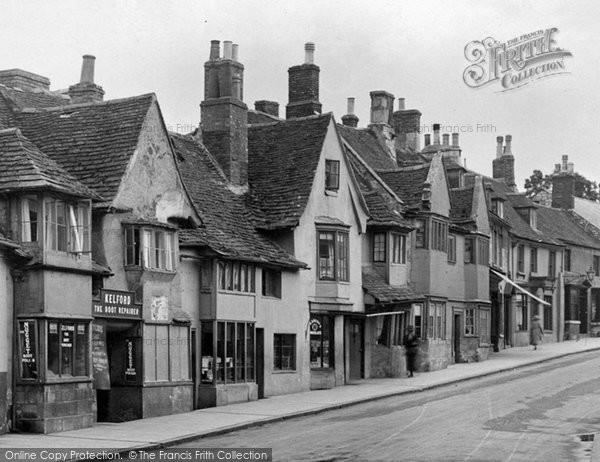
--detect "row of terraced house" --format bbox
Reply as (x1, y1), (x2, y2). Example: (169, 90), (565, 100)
(0, 41), (599, 433)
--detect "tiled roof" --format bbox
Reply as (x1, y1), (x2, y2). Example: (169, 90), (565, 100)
(171, 133), (305, 268)
(573, 197), (600, 230)
(450, 187), (474, 221)
(0, 128), (97, 197)
(536, 205), (600, 250)
(0, 86), (69, 110)
(248, 110), (280, 124)
(377, 164), (430, 210)
(362, 267), (422, 304)
(506, 193), (534, 208)
(14, 94), (154, 202)
(337, 124), (398, 170)
(247, 113), (332, 229)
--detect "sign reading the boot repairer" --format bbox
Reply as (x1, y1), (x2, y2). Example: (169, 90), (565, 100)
(93, 289), (141, 319)
(463, 28), (573, 92)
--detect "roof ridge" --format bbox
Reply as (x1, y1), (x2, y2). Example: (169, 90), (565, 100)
(248, 111), (332, 128)
(17, 92), (156, 113)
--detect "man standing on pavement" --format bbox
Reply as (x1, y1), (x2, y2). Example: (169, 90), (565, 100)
(530, 315), (544, 350)
(403, 325), (419, 377)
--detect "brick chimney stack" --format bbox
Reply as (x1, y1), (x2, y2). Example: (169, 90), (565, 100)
(341, 97), (359, 127)
(368, 91), (396, 159)
(492, 134), (516, 189)
(392, 98), (421, 152)
(68, 55), (105, 104)
(286, 42), (322, 119)
(200, 40), (248, 187)
(551, 155), (576, 209)
(254, 100), (279, 118)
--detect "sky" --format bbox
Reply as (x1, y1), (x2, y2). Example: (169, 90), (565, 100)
(1, 0), (599, 188)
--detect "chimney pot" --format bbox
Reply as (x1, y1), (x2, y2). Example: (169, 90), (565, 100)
(232, 44), (239, 61)
(442, 133), (450, 145)
(347, 97), (355, 115)
(209, 40), (220, 60)
(80, 55), (96, 84)
(304, 42), (315, 64)
(424, 134), (431, 146)
(554, 163), (561, 173)
(452, 132), (459, 146)
(398, 98), (405, 111)
(496, 136), (504, 158)
(567, 162), (574, 174)
(562, 155), (568, 171)
(223, 41), (233, 59)
(433, 123), (441, 145)
(504, 134), (513, 155)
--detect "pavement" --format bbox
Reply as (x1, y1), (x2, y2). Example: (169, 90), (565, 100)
(1, 337), (600, 459)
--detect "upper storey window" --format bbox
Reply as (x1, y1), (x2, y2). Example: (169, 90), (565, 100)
(124, 225), (177, 272)
(325, 160), (340, 191)
(318, 230), (349, 281)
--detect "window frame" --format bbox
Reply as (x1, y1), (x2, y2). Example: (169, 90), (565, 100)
(124, 225), (178, 272)
(543, 296), (553, 331)
(517, 244), (525, 274)
(262, 268), (282, 299)
(447, 234), (456, 263)
(44, 198), (91, 253)
(415, 219), (427, 249)
(46, 319), (90, 379)
(465, 237), (475, 264)
(431, 219), (448, 252)
(317, 229), (349, 282)
(373, 232), (386, 263)
(515, 294), (528, 331)
(218, 260), (256, 293)
(465, 307), (475, 336)
(325, 159), (340, 191)
(310, 314), (334, 369)
(273, 334), (296, 371)
(530, 247), (538, 273)
(548, 251), (556, 277)
(564, 249), (571, 272)
(392, 233), (407, 264)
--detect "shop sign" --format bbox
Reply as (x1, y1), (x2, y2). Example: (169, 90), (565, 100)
(125, 338), (136, 381)
(93, 289), (141, 319)
(19, 320), (38, 380)
(61, 324), (74, 348)
(92, 320), (110, 390)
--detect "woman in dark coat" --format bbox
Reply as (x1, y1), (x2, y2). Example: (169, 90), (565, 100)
(530, 315), (544, 350)
(403, 325), (419, 377)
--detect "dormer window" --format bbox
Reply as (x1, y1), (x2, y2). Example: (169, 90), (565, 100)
(491, 199), (504, 219)
(325, 160), (340, 191)
(529, 208), (537, 229)
(124, 225), (177, 271)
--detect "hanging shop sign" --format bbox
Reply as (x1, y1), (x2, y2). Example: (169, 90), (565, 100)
(125, 338), (137, 381)
(92, 320), (110, 390)
(19, 320), (38, 380)
(93, 289), (141, 319)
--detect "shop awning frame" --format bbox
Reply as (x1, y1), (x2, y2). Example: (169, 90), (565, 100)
(491, 269), (551, 306)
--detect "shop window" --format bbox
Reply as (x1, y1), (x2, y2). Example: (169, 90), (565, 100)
(262, 268), (282, 298)
(20, 195), (39, 242)
(373, 233), (386, 262)
(144, 324), (190, 382)
(431, 220), (447, 252)
(544, 296), (553, 330)
(218, 261), (256, 293)
(447, 235), (456, 263)
(273, 334), (296, 371)
(465, 308), (475, 336)
(310, 314), (334, 369)
(44, 199), (91, 253)
(517, 245), (525, 273)
(124, 225), (177, 271)
(392, 234), (407, 264)
(318, 230), (349, 281)
(47, 320), (89, 378)
(415, 219), (427, 248)
(548, 251), (556, 277)
(376, 314), (404, 346)
(325, 160), (340, 191)
(200, 321), (255, 384)
(564, 249), (571, 272)
(515, 294), (528, 331)
(479, 308), (490, 344)
(530, 248), (538, 273)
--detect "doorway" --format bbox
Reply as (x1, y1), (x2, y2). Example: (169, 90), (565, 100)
(256, 328), (265, 399)
(453, 314), (461, 363)
(349, 318), (364, 380)
(579, 290), (589, 334)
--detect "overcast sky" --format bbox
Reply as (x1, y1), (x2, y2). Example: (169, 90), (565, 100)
(1, 0), (599, 188)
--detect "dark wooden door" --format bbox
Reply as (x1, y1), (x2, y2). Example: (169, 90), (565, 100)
(453, 314), (461, 363)
(579, 290), (589, 334)
(349, 318), (363, 380)
(256, 328), (265, 399)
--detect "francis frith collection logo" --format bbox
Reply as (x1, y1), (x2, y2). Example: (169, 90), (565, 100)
(463, 28), (572, 91)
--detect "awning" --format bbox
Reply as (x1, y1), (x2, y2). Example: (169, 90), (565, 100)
(491, 269), (550, 306)
(366, 310), (407, 318)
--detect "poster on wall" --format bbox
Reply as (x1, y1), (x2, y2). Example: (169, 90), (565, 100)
(19, 320), (37, 380)
(150, 295), (169, 321)
(92, 320), (110, 389)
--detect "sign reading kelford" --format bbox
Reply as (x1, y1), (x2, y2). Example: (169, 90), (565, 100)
(93, 289), (141, 319)
(463, 28), (573, 92)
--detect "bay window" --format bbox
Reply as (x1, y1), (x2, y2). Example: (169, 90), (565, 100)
(44, 199), (91, 253)
(124, 225), (177, 271)
(373, 233), (386, 262)
(318, 230), (349, 281)
(20, 195), (39, 242)
(47, 320), (89, 378)
(392, 234), (407, 264)
(218, 260), (256, 293)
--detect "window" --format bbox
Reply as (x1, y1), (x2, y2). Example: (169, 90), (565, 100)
(325, 160), (340, 191)
(529, 209), (537, 229)
(431, 220), (448, 252)
(45, 199), (91, 253)
(169, 325), (190, 381)
(515, 294), (528, 331)
(143, 324), (190, 383)
(20, 196), (39, 242)
(415, 219), (427, 248)
(430, 302), (446, 339)
(549, 251), (556, 277)
(465, 307), (475, 335)
(124, 226), (177, 271)
(376, 314), (404, 346)
(530, 248), (538, 273)
(448, 235), (456, 263)
(218, 261), (255, 293)
(373, 233), (386, 262)
(412, 303), (423, 338)
(594, 256), (600, 278)
(492, 199), (504, 219)
(392, 234), (407, 264)
(47, 320), (88, 378)
(262, 268), (282, 298)
(477, 238), (489, 265)
(543, 296), (553, 330)
(465, 237), (475, 263)
(273, 334), (296, 371)
(517, 244), (525, 273)
(479, 309), (490, 344)
(199, 321), (254, 384)
(318, 230), (349, 281)
(310, 314), (334, 368)
(564, 249), (571, 271)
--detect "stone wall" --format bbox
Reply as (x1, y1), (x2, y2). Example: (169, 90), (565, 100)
(369, 345), (406, 378)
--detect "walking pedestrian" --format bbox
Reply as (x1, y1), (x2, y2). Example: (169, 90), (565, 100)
(530, 315), (543, 350)
(403, 325), (419, 377)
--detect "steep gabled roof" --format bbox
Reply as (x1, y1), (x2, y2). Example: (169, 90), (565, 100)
(337, 124), (398, 170)
(247, 113), (332, 229)
(171, 133), (305, 269)
(14, 94), (154, 203)
(0, 128), (97, 198)
(377, 164), (431, 210)
(536, 205), (600, 250)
